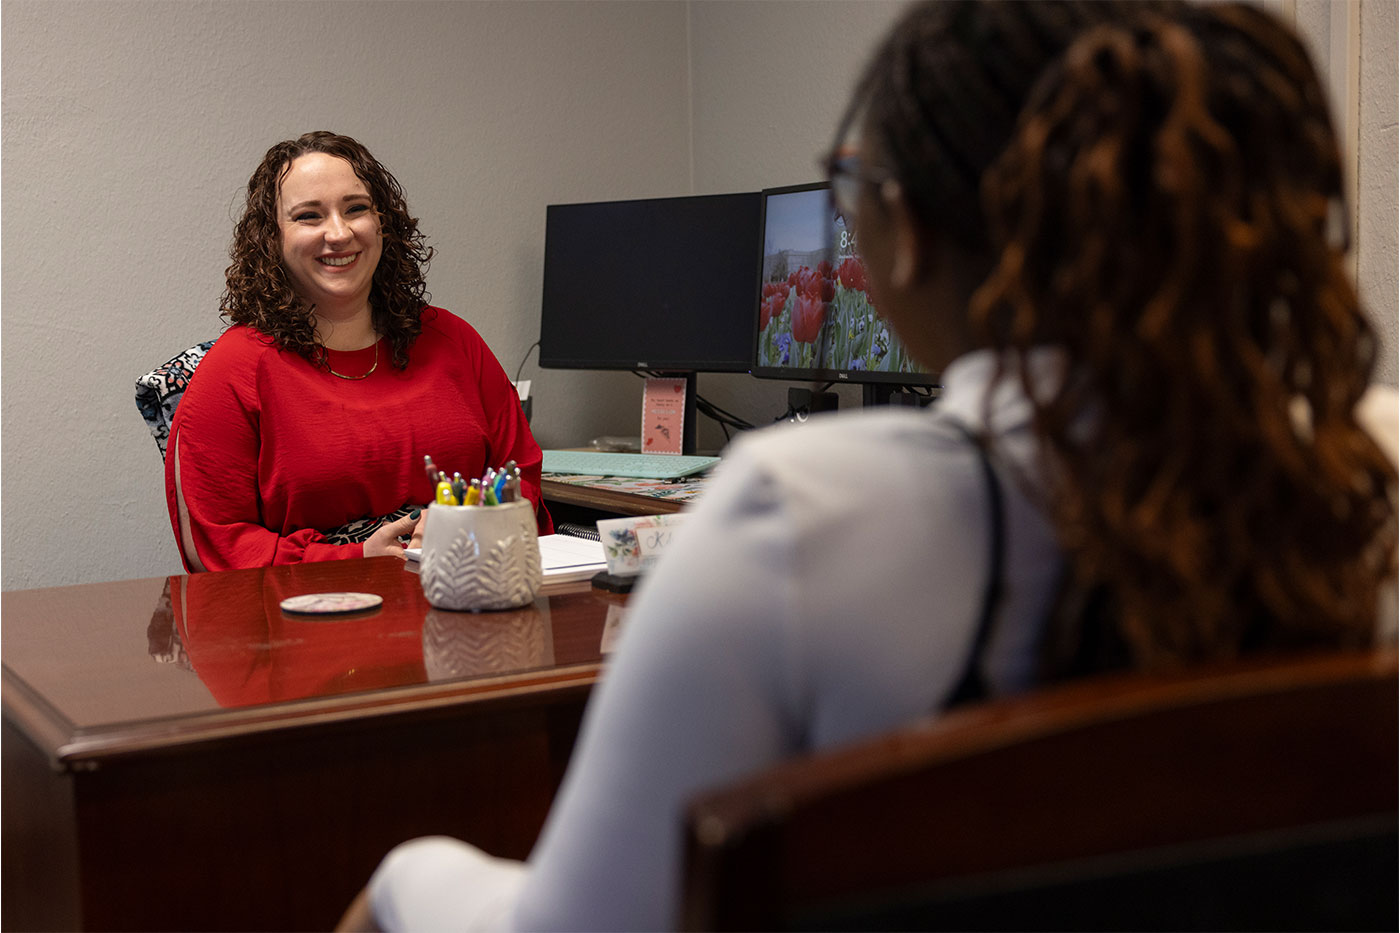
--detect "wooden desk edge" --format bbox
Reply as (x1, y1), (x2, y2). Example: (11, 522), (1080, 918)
(4, 661), (601, 769)
(1, 668), (79, 768)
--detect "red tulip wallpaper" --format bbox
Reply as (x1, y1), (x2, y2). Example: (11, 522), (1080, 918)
(756, 186), (918, 375)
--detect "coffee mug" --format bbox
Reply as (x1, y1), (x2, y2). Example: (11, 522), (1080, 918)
(418, 499), (542, 611)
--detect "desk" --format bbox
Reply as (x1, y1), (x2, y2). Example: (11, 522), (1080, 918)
(2, 558), (622, 932)
(541, 474), (703, 527)
(542, 477), (687, 518)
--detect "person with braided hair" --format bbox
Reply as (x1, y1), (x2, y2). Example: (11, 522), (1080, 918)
(960, 2), (1396, 668)
(343, 2), (1395, 929)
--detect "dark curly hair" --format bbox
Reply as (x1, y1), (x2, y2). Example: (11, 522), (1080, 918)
(969, 3), (1395, 669)
(842, 0), (1394, 672)
(221, 131), (434, 369)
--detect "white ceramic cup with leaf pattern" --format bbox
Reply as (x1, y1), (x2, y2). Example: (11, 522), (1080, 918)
(418, 500), (542, 611)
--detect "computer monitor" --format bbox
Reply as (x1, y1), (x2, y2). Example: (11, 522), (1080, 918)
(752, 182), (938, 401)
(538, 192), (762, 373)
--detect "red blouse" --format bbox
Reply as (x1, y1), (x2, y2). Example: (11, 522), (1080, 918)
(166, 308), (551, 571)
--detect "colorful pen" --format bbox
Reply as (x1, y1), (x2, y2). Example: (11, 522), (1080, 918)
(420, 457), (529, 507)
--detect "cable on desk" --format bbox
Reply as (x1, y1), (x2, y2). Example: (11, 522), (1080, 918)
(514, 340), (541, 384)
(696, 397), (754, 441)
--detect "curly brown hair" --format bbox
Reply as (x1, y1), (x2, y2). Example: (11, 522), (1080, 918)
(968, 4), (1396, 668)
(221, 131), (434, 369)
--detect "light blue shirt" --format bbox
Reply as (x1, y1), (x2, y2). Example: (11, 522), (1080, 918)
(371, 349), (1066, 931)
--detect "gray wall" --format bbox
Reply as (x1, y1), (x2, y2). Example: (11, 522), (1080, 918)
(3, 0), (1395, 591)
(1355, 0), (1398, 379)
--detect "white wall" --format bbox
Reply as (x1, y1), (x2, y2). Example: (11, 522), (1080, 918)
(3, 0), (1394, 591)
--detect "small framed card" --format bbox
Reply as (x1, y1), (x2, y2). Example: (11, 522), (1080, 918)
(597, 513), (689, 577)
(641, 376), (687, 454)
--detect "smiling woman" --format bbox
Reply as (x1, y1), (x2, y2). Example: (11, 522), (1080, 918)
(165, 131), (552, 572)
(275, 152), (385, 351)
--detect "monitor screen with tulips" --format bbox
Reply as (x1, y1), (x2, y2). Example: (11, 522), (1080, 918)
(752, 182), (936, 390)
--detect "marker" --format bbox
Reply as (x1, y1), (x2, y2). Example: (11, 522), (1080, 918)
(435, 478), (458, 506)
(451, 472), (467, 505)
(465, 478), (482, 506)
(424, 455), (441, 485)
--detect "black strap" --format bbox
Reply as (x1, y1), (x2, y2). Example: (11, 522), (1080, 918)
(945, 421), (1006, 708)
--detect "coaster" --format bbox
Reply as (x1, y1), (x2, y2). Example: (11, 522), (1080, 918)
(279, 592), (384, 615)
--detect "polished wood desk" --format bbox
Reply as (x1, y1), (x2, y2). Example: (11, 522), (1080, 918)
(2, 557), (624, 932)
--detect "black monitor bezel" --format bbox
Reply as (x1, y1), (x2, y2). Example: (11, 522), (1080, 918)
(750, 180), (939, 388)
(537, 191), (761, 374)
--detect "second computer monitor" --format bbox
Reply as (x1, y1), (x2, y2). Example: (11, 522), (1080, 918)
(752, 181), (936, 389)
(539, 192), (762, 373)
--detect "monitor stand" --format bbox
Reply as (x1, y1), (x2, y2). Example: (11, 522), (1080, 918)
(640, 371), (698, 455)
(863, 384), (940, 408)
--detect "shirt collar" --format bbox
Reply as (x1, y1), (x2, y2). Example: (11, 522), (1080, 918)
(936, 347), (1068, 435)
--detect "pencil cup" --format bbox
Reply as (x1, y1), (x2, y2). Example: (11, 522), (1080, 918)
(419, 499), (542, 612)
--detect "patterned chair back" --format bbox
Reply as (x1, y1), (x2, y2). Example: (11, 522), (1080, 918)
(135, 341), (217, 462)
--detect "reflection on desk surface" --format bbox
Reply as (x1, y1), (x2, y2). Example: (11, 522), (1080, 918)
(168, 563), (430, 707)
(2, 557), (617, 732)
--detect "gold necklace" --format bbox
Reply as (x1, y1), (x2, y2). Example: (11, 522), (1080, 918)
(326, 341), (378, 380)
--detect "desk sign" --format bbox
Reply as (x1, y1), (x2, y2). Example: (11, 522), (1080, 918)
(597, 513), (689, 576)
(641, 376), (687, 454)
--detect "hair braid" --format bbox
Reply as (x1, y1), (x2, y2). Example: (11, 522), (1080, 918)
(971, 5), (1394, 668)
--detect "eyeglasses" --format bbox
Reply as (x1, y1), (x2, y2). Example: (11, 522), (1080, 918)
(820, 147), (896, 225)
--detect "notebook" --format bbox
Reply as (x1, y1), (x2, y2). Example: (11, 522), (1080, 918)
(405, 533), (607, 583)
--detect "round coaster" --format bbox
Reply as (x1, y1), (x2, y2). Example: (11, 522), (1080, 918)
(279, 592), (384, 615)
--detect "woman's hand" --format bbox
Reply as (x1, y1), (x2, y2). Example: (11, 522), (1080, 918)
(407, 510), (426, 551)
(363, 509), (422, 559)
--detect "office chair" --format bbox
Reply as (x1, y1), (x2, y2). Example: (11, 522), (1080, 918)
(135, 341), (216, 462)
(682, 648), (1398, 932)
